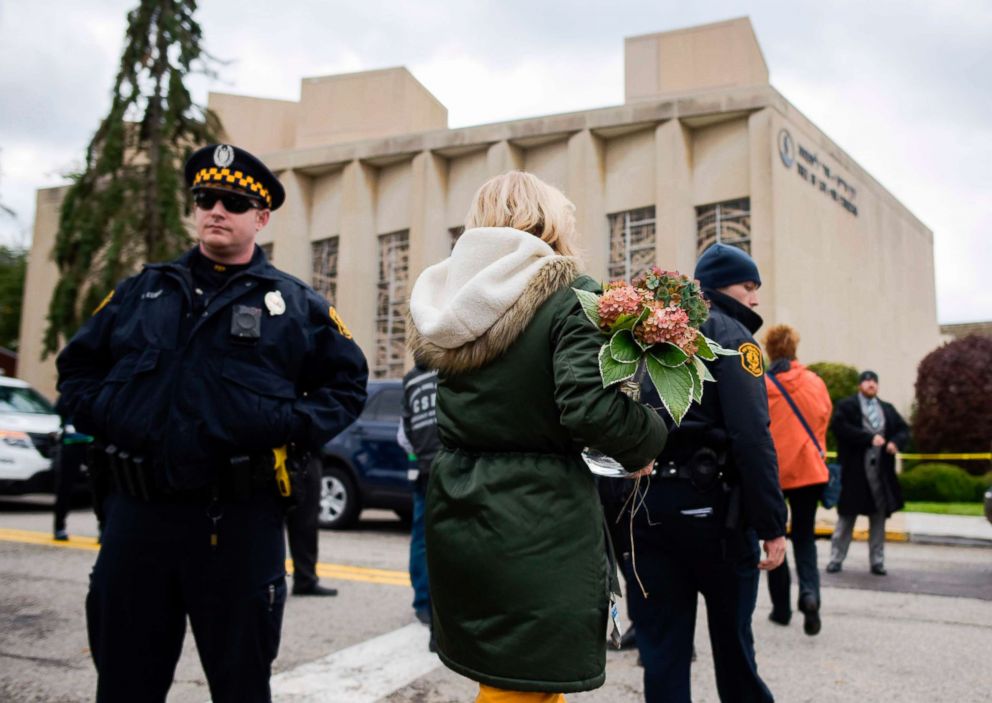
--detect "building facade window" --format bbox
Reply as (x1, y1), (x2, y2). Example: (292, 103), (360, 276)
(695, 198), (751, 255)
(311, 236), (339, 303)
(607, 206), (656, 281)
(375, 230), (410, 379)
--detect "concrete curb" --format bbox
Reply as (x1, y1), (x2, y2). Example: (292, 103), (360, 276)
(813, 519), (992, 549)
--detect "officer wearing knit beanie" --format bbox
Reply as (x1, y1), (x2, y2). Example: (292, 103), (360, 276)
(694, 242), (762, 290)
(633, 239), (786, 702)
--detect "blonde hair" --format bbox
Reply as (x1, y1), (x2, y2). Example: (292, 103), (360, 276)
(763, 324), (800, 361)
(464, 171), (578, 257)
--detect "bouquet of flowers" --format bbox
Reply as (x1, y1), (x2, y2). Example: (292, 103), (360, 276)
(573, 266), (737, 425)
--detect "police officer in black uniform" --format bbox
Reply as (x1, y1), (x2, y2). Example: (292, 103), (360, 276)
(56, 144), (368, 702)
(629, 243), (787, 703)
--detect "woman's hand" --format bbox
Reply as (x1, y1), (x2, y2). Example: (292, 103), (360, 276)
(626, 461), (655, 479)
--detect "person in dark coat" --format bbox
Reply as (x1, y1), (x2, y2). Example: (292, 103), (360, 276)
(827, 370), (909, 576)
(631, 243), (787, 703)
(52, 419), (93, 540)
(56, 144), (368, 702)
(397, 361), (441, 649)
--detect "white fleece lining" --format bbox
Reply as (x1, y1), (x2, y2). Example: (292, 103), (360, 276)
(410, 227), (566, 349)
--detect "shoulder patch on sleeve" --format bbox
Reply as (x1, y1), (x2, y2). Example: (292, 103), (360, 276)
(738, 342), (764, 377)
(92, 290), (114, 316)
(328, 306), (353, 339)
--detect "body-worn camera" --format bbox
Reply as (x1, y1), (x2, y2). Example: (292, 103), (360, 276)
(230, 305), (262, 342)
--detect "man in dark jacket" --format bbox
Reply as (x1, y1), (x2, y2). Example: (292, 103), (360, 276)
(631, 243), (787, 703)
(56, 144), (368, 702)
(827, 371), (909, 576)
(397, 361), (440, 641)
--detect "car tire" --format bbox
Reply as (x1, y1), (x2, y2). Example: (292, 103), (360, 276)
(318, 465), (360, 530)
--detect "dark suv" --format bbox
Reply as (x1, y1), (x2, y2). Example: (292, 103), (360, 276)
(317, 379), (412, 529)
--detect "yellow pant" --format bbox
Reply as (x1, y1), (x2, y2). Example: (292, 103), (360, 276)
(476, 684), (566, 703)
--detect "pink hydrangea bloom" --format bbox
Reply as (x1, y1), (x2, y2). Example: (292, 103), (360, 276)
(598, 284), (643, 329)
(635, 303), (699, 354)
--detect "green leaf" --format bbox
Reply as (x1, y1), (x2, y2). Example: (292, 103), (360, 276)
(686, 358), (703, 403)
(610, 312), (639, 333)
(692, 355), (716, 383)
(695, 333), (716, 361)
(609, 330), (642, 363)
(645, 355), (694, 425)
(617, 306), (651, 337)
(704, 335), (740, 356)
(573, 288), (601, 328)
(649, 342), (689, 367)
(599, 345), (638, 387)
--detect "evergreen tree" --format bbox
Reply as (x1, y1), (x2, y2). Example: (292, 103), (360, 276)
(0, 245), (26, 351)
(43, 0), (219, 355)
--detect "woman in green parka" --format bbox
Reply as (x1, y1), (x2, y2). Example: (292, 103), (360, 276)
(408, 172), (668, 702)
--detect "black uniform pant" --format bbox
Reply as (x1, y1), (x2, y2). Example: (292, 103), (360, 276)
(630, 525), (774, 703)
(286, 457), (322, 590)
(87, 492), (287, 703)
(53, 442), (87, 533)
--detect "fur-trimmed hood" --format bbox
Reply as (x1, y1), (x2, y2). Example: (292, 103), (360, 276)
(408, 227), (580, 375)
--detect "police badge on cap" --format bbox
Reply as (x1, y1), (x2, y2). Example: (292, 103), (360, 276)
(184, 144), (286, 210)
(213, 144), (234, 168)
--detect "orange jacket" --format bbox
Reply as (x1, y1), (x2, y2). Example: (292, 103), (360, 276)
(765, 361), (832, 490)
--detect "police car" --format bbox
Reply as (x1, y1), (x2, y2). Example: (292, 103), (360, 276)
(0, 376), (60, 494)
(317, 380), (412, 529)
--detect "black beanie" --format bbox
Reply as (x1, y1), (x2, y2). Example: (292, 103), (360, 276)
(694, 243), (761, 289)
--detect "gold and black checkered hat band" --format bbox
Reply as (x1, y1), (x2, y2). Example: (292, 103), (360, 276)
(184, 144), (285, 210)
(192, 167), (272, 207)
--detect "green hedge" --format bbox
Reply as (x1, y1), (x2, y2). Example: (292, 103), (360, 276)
(806, 361), (859, 452)
(898, 463), (992, 502)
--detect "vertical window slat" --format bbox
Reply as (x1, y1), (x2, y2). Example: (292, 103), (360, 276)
(374, 230), (410, 379)
(607, 206), (656, 281)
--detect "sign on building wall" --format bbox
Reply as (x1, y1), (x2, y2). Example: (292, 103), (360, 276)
(777, 128), (858, 216)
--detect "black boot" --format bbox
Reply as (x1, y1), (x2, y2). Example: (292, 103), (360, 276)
(799, 594), (821, 636)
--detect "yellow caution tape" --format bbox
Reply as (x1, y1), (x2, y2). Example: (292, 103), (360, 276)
(823, 451), (990, 461)
(898, 453), (991, 461)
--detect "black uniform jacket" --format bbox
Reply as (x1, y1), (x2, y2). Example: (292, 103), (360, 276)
(832, 395), (908, 517)
(56, 246), (368, 491)
(645, 289), (787, 540)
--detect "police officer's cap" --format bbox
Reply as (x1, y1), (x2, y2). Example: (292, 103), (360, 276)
(694, 243), (761, 290)
(859, 370), (879, 383)
(184, 144), (285, 210)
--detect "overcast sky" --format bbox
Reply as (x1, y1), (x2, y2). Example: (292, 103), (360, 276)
(1, 0), (989, 323)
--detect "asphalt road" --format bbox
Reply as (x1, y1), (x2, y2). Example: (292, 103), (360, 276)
(1, 495), (989, 702)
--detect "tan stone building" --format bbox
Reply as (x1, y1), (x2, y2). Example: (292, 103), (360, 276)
(20, 17), (940, 412)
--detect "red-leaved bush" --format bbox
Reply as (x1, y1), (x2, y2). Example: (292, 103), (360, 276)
(912, 334), (992, 476)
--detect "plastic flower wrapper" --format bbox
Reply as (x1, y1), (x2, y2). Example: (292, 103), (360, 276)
(573, 267), (738, 427)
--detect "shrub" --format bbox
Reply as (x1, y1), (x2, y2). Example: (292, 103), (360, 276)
(898, 463), (989, 502)
(807, 362), (859, 452)
(912, 334), (992, 476)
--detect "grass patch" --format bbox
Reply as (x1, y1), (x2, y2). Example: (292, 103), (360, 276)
(904, 501), (984, 516)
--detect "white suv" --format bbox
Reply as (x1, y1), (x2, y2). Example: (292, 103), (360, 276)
(0, 376), (61, 494)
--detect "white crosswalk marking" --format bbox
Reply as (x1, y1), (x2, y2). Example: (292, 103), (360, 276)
(268, 624), (440, 702)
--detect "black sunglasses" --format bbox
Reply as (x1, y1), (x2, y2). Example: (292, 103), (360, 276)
(193, 190), (262, 214)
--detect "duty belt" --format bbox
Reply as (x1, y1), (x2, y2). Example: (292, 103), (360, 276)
(92, 444), (276, 502)
(656, 454), (726, 493)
